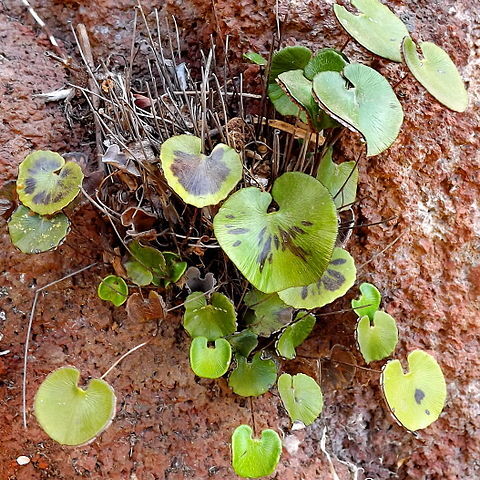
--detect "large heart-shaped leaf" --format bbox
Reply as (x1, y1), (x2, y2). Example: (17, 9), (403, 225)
(333, 0), (409, 62)
(189, 336), (232, 378)
(276, 313), (316, 360)
(278, 373), (323, 426)
(183, 292), (237, 340)
(356, 311), (398, 363)
(8, 205), (70, 254)
(313, 63), (404, 156)
(352, 282), (381, 320)
(97, 275), (128, 307)
(17, 150), (84, 215)
(214, 172), (338, 293)
(160, 135), (243, 208)
(231, 425), (282, 478)
(278, 248), (356, 309)
(381, 350), (446, 431)
(403, 37), (468, 112)
(34, 367), (116, 445)
(228, 353), (277, 397)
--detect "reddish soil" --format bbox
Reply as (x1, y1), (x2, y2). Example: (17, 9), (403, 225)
(1, 1), (479, 479)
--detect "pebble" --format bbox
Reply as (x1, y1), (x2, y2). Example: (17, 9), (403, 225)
(16, 455), (30, 466)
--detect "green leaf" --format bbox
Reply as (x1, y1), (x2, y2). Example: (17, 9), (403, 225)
(189, 336), (232, 378)
(244, 290), (293, 337)
(97, 275), (128, 307)
(313, 63), (404, 156)
(231, 425), (282, 478)
(160, 135), (243, 208)
(228, 330), (259, 357)
(244, 51), (267, 66)
(8, 205), (70, 254)
(352, 282), (381, 320)
(267, 83), (301, 117)
(34, 367), (116, 445)
(128, 240), (166, 277)
(381, 350), (447, 431)
(228, 353), (277, 397)
(316, 147), (358, 210)
(124, 259), (153, 286)
(16, 150), (84, 215)
(278, 373), (323, 425)
(276, 313), (316, 359)
(213, 172), (338, 293)
(356, 311), (398, 363)
(163, 252), (187, 283)
(333, 0), (409, 62)
(403, 37), (468, 112)
(304, 48), (349, 80)
(183, 292), (237, 340)
(278, 248), (356, 309)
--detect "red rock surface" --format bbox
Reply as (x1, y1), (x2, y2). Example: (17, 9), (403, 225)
(1, 1), (479, 479)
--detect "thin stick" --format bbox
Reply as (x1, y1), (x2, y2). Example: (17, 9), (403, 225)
(100, 340), (151, 380)
(22, 262), (98, 428)
(357, 232), (405, 271)
(249, 397), (257, 436)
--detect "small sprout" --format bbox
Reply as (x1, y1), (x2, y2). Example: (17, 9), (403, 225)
(316, 147), (358, 211)
(231, 424), (282, 478)
(278, 248), (356, 309)
(128, 240), (166, 277)
(313, 63), (404, 156)
(213, 172), (338, 293)
(189, 336), (232, 378)
(124, 259), (153, 286)
(228, 330), (259, 358)
(243, 51), (267, 66)
(321, 344), (357, 390)
(126, 291), (166, 323)
(356, 311), (398, 363)
(228, 352), (277, 397)
(244, 290), (293, 337)
(333, 0), (409, 62)
(381, 350), (447, 431)
(16, 150), (84, 215)
(278, 373), (323, 426)
(276, 312), (316, 360)
(160, 135), (243, 208)
(183, 292), (237, 340)
(8, 205), (70, 254)
(34, 367), (116, 446)
(97, 275), (128, 307)
(352, 282), (382, 320)
(403, 37), (468, 112)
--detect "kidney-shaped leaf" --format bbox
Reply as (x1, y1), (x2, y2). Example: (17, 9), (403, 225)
(17, 150), (84, 215)
(278, 373), (323, 426)
(8, 205), (70, 254)
(34, 367), (116, 445)
(160, 135), (242, 208)
(381, 350), (447, 431)
(313, 63), (403, 156)
(403, 37), (468, 112)
(279, 248), (356, 309)
(190, 336), (232, 378)
(183, 292), (237, 340)
(276, 313), (316, 360)
(334, 0), (409, 62)
(229, 353), (277, 397)
(231, 424), (282, 478)
(352, 282), (381, 320)
(97, 275), (128, 307)
(214, 172), (338, 293)
(356, 310), (398, 363)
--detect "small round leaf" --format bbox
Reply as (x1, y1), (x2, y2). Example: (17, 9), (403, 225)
(276, 313), (316, 360)
(189, 337), (232, 378)
(128, 240), (166, 277)
(352, 282), (381, 320)
(244, 52), (267, 66)
(228, 330), (259, 358)
(97, 275), (128, 307)
(124, 259), (153, 286)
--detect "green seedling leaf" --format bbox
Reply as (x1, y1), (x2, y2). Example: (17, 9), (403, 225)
(267, 83), (302, 117)
(128, 240), (166, 277)
(304, 48), (349, 80)
(316, 147), (358, 210)
(276, 313), (316, 359)
(352, 282), (381, 320)
(381, 350), (447, 431)
(356, 311), (398, 363)
(228, 330), (259, 358)
(189, 336), (232, 378)
(34, 367), (116, 446)
(244, 290), (294, 337)
(163, 252), (187, 283)
(97, 275), (128, 307)
(403, 37), (468, 112)
(278, 248), (356, 309)
(231, 425), (282, 478)
(214, 172), (338, 293)
(16, 150), (84, 215)
(333, 0), (409, 62)
(244, 51), (267, 65)
(8, 205), (70, 254)
(229, 353), (277, 397)
(160, 135), (243, 208)
(124, 259), (153, 286)
(313, 63), (403, 156)
(278, 373), (323, 425)
(183, 291), (237, 340)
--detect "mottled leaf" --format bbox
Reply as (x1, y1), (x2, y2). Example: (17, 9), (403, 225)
(189, 336), (232, 378)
